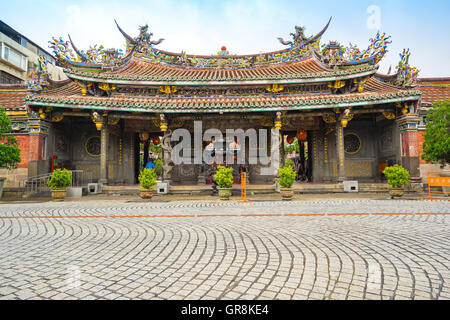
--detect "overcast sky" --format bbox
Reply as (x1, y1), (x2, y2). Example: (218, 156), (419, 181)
(2, 0), (449, 77)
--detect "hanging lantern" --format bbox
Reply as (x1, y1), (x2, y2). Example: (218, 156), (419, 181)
(139, 133), (149, 142)
(152, 137), (160, 145)
(274, 111), (282, 130)
(296, 130), (307, 141)
(286, 135), (295, 144)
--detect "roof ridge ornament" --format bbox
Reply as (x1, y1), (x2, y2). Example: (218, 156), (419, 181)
(395, 49), (419, 87)
(115, 20), (164, 55)
(278, 17), (332, 49)
(322, 31), (392, 67)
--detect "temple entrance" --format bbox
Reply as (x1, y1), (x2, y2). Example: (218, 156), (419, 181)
(283, 131), (313, 183)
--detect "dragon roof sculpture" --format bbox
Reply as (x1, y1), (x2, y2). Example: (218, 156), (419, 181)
(278, 17), (332, 49)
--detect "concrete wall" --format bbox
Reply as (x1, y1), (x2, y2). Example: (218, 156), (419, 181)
(0, 33), (66, 82)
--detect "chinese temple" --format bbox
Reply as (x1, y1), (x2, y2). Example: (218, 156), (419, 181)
(13, 18), (427, 188)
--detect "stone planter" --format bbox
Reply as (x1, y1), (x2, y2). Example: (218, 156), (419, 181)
(0, 177), (5, 200)
(51, 189), (67, 201)
(389, 187), (404, 199)
(139, 189), (154, 200)
(218, 188), (232, 200)
(280, 188), (294, 201)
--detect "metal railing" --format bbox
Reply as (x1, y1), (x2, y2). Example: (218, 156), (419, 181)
(21, 170), (93, 196)
(425, 171), (450, 200)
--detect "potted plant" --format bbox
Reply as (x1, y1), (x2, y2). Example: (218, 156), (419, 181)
(47, 169), (72, 201)
(138, 168), (157, 200)
(382, 165), (410, 199)
(277, 165), (296, 201)
(215, 165), (234, 200)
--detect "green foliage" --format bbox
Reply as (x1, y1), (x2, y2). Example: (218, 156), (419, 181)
(214, 166), (234, 189)
(284, 139), (299, 154)
(138, 168), (157, 190)
(154, 158), (162, 177)
(422, 100), (450, 168)
(284, 158), (295, 168)
(277, 165), (296, 189)
(382, 165), (410, 188)
(0, 106), (21, 169)
(150, 141), (162, 156)
(47, 169), (72, 190)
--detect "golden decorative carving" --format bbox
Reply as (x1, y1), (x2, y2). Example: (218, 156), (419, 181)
(259, 117), (273, 127)
(171, 119), (185, 129)
(324, 127), (335, 135)
(328, 80), (345, 89)
(382, 112), (396, 120)
(322, 113), (336, 124)
(51, 114), (64, 122)
(160, 85), (178, 95)
(98, 83), (116, 93)
(266, 84), (284, 94)
(108, 117), (120, 126)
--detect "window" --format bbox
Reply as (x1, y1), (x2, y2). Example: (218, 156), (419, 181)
(344, 133), (362, 155)
(0, 71), (22, 84)
(1, 43), (28, 71)
(38, 49), (55, 65)
(20, 37), (27, 48)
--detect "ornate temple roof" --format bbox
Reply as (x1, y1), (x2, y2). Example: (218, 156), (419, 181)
(25, 78), (421, 113)
(64, 54), (379, 85)
(22, 20), (423, 114)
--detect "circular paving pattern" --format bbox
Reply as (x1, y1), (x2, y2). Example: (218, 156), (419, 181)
(0, 200), (448, 300)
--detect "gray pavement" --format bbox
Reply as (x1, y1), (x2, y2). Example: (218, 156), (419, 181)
(0, 199), (449, 300)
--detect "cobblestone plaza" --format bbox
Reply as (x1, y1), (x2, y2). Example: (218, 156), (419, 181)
(0, 199), (449, 300)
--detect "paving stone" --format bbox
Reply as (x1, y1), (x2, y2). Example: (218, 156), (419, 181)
(0, 200), (448, 300)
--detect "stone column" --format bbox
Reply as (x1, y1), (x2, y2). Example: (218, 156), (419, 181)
(396, 114), (421, 185)
(99, 118), (109, 185)
(336, 120), (345, 182)
(143, 140), (149, 167)
(161, 129), (173, 184)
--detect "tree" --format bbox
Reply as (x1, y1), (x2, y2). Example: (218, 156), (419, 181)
(0, 106), (21, 169)
(421, 100), (450, 168)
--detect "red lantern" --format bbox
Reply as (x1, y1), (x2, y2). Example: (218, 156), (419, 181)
(139, 132), (149, 142)
(286, 135), (295, 144)
(296, 130), (307, 141)
(152, 137), (160, 145)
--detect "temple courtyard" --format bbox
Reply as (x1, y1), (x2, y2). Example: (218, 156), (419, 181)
(0, 197), (449, 300)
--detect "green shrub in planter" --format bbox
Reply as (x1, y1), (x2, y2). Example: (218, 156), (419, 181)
(284, 158), (295, 168)
(47, 169), (72, 190)
(277, 165), (296, 189)
(214, 166), (234, 188)
(383, 165), (410, 188)
(138, 168), (157, 190)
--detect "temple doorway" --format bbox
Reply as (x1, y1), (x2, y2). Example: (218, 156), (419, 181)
(283, 131), (313, 183)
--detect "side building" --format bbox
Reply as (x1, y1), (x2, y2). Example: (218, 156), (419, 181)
(0, 20), (66, 195)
